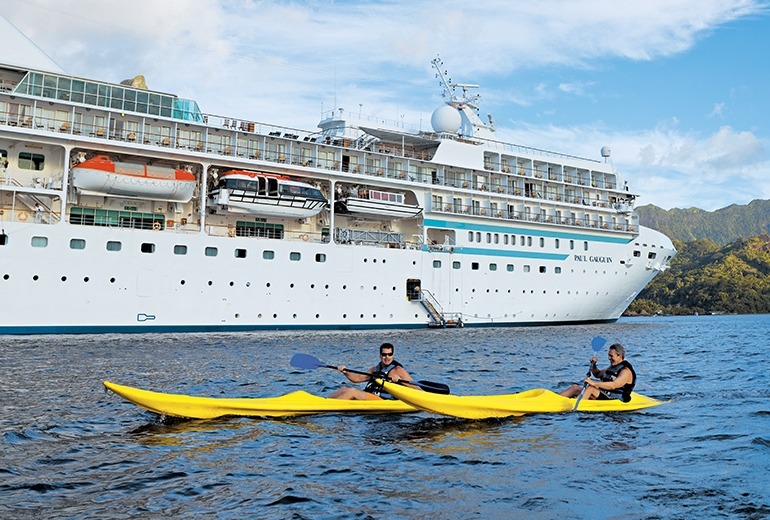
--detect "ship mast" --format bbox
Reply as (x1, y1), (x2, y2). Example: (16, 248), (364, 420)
(431, 56), (495, 139)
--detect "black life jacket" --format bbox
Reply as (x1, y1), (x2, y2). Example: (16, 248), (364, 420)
(600, 360), (636, 402)
(363, 360), (403, 398)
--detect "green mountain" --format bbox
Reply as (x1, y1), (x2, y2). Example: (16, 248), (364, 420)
(637, 199), (770, 245)
(626, 234), (770, 315)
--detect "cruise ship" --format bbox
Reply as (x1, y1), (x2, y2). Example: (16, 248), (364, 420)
(0, 53), (675, 334)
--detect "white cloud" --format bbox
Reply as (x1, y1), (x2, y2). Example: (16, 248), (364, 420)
(2, 0), (768, 211)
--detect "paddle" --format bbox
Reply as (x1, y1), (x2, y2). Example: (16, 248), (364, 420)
(290, 353), (450, 395)
(572, 336), (607, 411)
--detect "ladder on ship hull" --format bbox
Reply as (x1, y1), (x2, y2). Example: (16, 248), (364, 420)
(408, 282), (463, 328)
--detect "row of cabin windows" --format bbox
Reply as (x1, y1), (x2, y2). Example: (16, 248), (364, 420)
(468, 231), (587, 251)
(28, 236), (326, 262)
(432, 259), (562, 274)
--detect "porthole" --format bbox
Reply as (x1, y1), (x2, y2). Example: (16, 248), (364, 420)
(266, 282), (271, 287)
(110, 278), (116, 283)
(229, 281), (234, 286)
(293, 314), (297, 318)
(2, 274), (8, 280)
(273, 313), (278, 318)
(315, 314), (320, 318)
(61, 276), (67, 282)
(84, 277), (89, 282)
(343, 314), (347, 318)
(235, 313), (240, 318)
(207, 280), (213, 286)
(342, 284), (347, 290)
(33, 275), (39, 281)
(311, 284), (315, 289)
(180, 280), (186, 285)
(290, 283), (295, 288)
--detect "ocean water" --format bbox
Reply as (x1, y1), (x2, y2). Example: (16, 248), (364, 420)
(1, 315), (768, 519)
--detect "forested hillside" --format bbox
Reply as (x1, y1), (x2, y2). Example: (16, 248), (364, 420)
(637, 199), (770, 245)
(626, 234), (770, 315)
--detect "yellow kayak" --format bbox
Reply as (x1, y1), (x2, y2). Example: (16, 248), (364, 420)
(103, 381), (416, 419)
(380, 380), (662, 420)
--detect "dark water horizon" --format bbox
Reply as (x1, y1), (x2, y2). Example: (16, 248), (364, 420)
(2, 315), (769, 519)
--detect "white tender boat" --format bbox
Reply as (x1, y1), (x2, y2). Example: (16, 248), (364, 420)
(209, 169), (327, 218)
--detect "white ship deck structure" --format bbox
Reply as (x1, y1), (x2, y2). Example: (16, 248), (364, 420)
(0, 56), (675, 334)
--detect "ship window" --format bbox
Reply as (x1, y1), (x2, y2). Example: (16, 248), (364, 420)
(0, 233), (7, 246)
(633, 250), (641, 257)
(235, 248), (247, 258)
(235, 221), (284, 239)
(174, 245), (187, 255)
(18, 152), (45, 171)
(106, 241), (121, 252)
(475, 232), (481, 242)
(140, 243), (155, 253)
(584, 241), (589, 251)
(471, 262), (479, 270)
(504, 235), (509, 245)
(315, 253), (326, 263)
(433, 260), (441, 268)
(507, 264), (514, 272)
(539, 237), (545, 247)
(555, 239), (560, 248)
(489, 263), (497, 271)
(452, 261), (461, 269)
(486, 233), (491, 243)
(511, 235), (516, 246)
(523, 265), (531, 273)
(555, 267), (562, 274)
(539, 266), (546, 273)
(494, 233), (499, 244)
(527, 237), (532, 247)
(263, 250), (275, 260)
(648, 252), (657, 259)
(31, 236), (48, 247)
(290, 252), (301, 261)
(570, 240), (575, 250)
(69, 238), (86, 250)
(205, 247), (218, 257)
(468, 231), (473, 242)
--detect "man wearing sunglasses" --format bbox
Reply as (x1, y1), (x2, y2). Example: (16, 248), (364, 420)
(329, 342), (414, 400)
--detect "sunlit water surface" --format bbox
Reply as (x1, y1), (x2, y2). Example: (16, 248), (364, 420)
(1, 315), (769, 519)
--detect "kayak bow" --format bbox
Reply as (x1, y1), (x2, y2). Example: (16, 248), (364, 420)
(103, 381), (416, 419)
(380, 380), (662, 420)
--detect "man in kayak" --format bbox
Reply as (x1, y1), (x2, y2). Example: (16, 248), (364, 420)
(329, 342), (415, 400)
(559, 343), (637, 402)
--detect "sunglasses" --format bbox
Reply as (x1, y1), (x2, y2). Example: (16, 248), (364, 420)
(380, 352), (394, 357)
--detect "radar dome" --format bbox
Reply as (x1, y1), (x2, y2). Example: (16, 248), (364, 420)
(431, 105), (462, 133)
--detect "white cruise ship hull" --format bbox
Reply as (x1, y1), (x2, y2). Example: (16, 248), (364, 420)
(0, 57), (675, 334)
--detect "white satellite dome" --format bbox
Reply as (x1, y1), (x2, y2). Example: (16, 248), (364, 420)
(431, 105), (462, 133)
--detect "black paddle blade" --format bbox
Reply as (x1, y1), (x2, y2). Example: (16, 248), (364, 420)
(290, 353), (325, 370)
(410, 380), (450, 395)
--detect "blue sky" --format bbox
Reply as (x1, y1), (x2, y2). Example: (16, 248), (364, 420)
(3, 0), (769, 210)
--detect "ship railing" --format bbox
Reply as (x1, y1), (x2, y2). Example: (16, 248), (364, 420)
(431, 203), (638, 233)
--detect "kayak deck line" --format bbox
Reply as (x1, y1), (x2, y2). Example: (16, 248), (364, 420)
(379, 380), (662, 420)
(103, 381), (416, 419)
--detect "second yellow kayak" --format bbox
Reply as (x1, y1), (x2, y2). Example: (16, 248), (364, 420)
(380, 380), (662, 420)
(104, 381), (416, 419)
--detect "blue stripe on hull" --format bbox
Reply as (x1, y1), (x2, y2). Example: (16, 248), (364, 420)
(0, 318), (618, 335)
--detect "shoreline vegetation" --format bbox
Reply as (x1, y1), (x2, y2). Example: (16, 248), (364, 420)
(625, 234), (770, 316)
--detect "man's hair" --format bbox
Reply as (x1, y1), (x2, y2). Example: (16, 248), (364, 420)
(609, 343), (625, 358)
(379, 342), (394, 353)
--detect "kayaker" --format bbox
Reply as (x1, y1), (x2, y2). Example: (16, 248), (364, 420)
(329, 342), (414, 400)
(559, 343), (636, 402)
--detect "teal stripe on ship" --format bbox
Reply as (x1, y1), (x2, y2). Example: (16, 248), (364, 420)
(422, 244), (568, 260)
(424, 218), (633, 244)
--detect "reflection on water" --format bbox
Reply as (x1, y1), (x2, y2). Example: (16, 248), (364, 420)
(1, 316), (769, 519)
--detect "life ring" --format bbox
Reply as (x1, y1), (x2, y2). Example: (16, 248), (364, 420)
(17, 211), (28, 221)
(152, 221), (161, 231)
(300, 233), (309, 242)
(228, 228), (236, 237)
